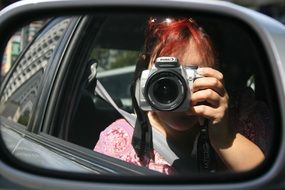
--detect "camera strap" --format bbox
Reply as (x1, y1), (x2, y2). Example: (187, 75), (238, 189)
(197, 119), (216, 172)
(89, 62), (153, 163)
(130, 81), (154, 163)
(95, 78), (182, 165)
(94, 81), (154, 163)
(90, 63), (181, 164)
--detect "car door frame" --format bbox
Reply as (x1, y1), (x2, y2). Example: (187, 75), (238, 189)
(0, 13), (161, 176)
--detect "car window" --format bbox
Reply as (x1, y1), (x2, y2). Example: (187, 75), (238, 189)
(90, 49), (137, 111)
(0, 20), (49, 78)
(0, 18), (71, 127)
(86, 18), (144, 111)
(52, 16), (146, 148)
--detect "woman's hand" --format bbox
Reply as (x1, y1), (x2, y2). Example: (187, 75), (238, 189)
(189, 67), (264, 171)
(191, 67), (228, 124)
(189, 67), (233, 147)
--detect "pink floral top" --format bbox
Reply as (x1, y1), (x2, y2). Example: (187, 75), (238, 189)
(94, 119), (175, 175)
(94, 88), (273, 175)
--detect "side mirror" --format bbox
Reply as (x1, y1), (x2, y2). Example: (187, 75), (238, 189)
(0, 0), (285, 190)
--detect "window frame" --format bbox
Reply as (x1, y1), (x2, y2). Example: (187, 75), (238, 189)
(0, 15), (159, 175)
(0, 17), (73, 131)
(30, 16), (82, 134)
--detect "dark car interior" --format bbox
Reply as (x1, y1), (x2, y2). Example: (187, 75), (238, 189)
(56, 14), (276, 154)
(64, 15), (146, 149)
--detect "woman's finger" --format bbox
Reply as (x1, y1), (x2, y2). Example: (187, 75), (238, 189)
(189, 105), (227, 124)
(191, 89), (220, 108)
(197, 67), (223, 81)
(192, 77), (225, 96)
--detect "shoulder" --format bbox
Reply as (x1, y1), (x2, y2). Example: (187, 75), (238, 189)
(94, 119), (175, 174)
(230, 87), (273, 154)
(94, 119), (134, 156)
(102, 118), (134, 135)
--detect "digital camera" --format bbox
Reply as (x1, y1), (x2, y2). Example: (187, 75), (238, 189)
(135, 57), (202, 112)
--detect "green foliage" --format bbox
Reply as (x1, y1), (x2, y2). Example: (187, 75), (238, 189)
(17, 110), (30, 126)
(91, 48), (139, 70)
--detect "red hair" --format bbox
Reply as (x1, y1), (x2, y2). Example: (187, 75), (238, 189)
(142, 17), (216, 68)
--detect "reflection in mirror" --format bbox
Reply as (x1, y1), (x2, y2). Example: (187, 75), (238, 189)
(1, 20), (50, 78)
(0, 13), (276, 177)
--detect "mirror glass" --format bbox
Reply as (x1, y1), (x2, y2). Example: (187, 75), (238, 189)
(0, 13), (277, 177)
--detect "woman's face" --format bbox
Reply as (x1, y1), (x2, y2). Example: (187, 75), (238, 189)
(153, 38), (204, 132)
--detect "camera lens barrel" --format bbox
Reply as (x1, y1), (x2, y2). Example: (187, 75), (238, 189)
(144, 70), (187, 111)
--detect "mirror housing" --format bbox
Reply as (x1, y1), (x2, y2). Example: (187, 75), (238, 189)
(1, 0), (285, 190)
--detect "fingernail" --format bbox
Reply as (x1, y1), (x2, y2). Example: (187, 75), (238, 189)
(197, 67), (204, 74)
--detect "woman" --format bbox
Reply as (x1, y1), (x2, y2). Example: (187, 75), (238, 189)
(94, 17), (271, 175)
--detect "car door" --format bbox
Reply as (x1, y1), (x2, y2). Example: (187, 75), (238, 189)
(0, 14), (160, 175)
(0, 16), (97, 171)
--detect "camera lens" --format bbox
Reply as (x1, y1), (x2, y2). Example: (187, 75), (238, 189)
(152, 78), (178, 104)
(145, 71), (186, 111)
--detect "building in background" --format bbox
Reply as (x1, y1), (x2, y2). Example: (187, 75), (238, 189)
(1, 20), (46, 77)
(1, 33), (20, 76)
